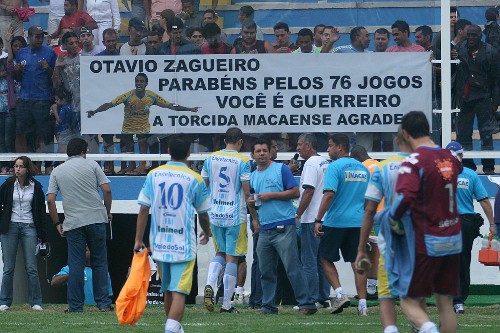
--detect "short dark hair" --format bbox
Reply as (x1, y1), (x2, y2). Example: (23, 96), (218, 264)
(468, 24), (482, 35)
(313, 24), (325, 34)
(401, 111), (430, 139)
(148, 30), (162, 39)
(11, 36), (27, 48)
(225, 127), (243, 144)
(66, 0), (78, 6)
(54, 88), (72, 102)
(450, 6), (459, 16)
(168, 134), (191, 160)
(374, 28), (390, 38)
(239, 5), (255, 19)
(454, 19), (472, 35)
(329, 133), (349, 152)
(203, 22), (221, 38)
(297, 28), (313, 39)
(274, 22), (290, 33)
(391, 20), (410, 34)
(350, 145), (370, 162)
(415, 25), (433, 40)
(350, 26), (366, 42)
(102, 28), (117, 39)
(168, 17), (184, 32)
(241, 18), (257, 31)
(485, 7), (498, 22)
(186, 27), (203, 38)
(135, 72), (148, 83)
(252, 137), (271, 153)
(67, 137), (88, 157)
(204, 9), (216, 17)
(61, 31), (78, 45)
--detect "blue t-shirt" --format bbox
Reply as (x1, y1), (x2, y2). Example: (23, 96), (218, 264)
(53, 266), (112, 305)
(55, 103), (72, 133)
(0, 78), (8, 113)
(456, 167), (488, 215)
(16, 46), (56, 101)
(250, 162), (297, 229)
(323, 157), (369, 228)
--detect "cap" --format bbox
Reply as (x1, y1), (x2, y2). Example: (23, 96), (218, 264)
(80, 27), (93, 35)
(28, 26), (48, 36)
(128, 17), (146, 31)
(445, 141), (463, 154)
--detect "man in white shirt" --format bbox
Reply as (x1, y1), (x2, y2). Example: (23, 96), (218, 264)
(79, 27), (105, 56)
(294, 133), (331, 308)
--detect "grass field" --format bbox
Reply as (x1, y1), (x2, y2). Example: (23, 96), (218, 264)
(0, 303), (498, 333)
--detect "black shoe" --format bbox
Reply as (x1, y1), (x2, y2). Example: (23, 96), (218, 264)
(99, 306), (114, 312)
(64, 308), (83, 313)
(220, 306), (239, 313)
(366, 292), (378, 300)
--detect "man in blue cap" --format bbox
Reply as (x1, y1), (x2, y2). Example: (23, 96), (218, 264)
(445, 141), (495, 314)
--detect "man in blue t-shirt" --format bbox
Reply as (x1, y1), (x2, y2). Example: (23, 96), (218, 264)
(314, 133), (370, 316)
(445, 141), (495, 314)
(15, 26), (56, 156)
(249, 137), (316, 315)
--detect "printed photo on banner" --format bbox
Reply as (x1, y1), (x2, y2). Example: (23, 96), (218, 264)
(80, 53), (432, 134)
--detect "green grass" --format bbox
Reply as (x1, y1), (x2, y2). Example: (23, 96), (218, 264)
(0, 303), (499, 333)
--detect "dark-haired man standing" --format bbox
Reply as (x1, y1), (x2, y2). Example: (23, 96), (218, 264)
(47, 137), (113, 313)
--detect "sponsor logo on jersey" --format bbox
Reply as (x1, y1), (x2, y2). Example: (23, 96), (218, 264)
(154, 242), (185, 252)
(213, 198), (235, 206)
(399, 166), (412, 174)
(344, 170), (367, 182)
(157, 226), (184, 234)
(457, 177), (469, 189)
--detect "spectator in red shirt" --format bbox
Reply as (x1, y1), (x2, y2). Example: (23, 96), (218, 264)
(200, 23), (231, 54)
(48, 0), (97, 43)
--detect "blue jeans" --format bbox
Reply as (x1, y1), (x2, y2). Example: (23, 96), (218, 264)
(248, 231), (262, 307)
(0, 222), (42, 306)
(256, 224), (315, 313)
(300, 223), (331, 303)
(65, 223), (111, 312)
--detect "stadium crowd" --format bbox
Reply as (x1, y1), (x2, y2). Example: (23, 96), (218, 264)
(0, 2), (496, 175)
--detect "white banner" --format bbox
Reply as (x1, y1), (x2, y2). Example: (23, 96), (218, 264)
(81, 53), (431, 134)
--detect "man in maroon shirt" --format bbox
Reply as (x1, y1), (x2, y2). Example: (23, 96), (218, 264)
(200, 22), (231, 54)
(391, 111), (462, 333)
(48, 0), (97, 42)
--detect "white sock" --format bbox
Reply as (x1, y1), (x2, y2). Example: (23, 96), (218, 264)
(420, 321), (439, 333)
(206, 261), (223, 290)
(236, 286), (244, 295)
(384, 325), (399, 333)
(165, 319), (181, 333)
(358, 299), (367, 308)
(223, 273), (237, 309)
(335, 287), (345, 299)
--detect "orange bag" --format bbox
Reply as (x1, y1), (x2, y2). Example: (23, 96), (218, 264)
(115, 249), (151, 326)
(478, 234), (500, 266)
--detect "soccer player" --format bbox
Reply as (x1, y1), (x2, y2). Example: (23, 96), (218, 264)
(314, 133), (370, 316)
(391, 111), (462, 333)
(355, 129), (412, 333)
(202, 127), (256, 313)
(134, 134), (212, 333)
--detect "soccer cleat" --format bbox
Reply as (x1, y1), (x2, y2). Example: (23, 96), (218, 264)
(315, 300), (332, 309)
(32, 305), (43, 311)
(358, 306), (368, 316)
(330, 294), (350, 314)
(220, 306), (239, 313)
(0, 305), (9, 311)
(204, 285), (215, 312)
(454, 303), (464, 314)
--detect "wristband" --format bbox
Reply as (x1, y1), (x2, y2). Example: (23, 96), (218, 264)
(314, 218), (322, 224)
(54, 221), (61, 226)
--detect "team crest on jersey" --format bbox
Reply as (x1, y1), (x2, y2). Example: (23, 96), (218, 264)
(344, 170), (367, 182)
(435, 159), (455, 182)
